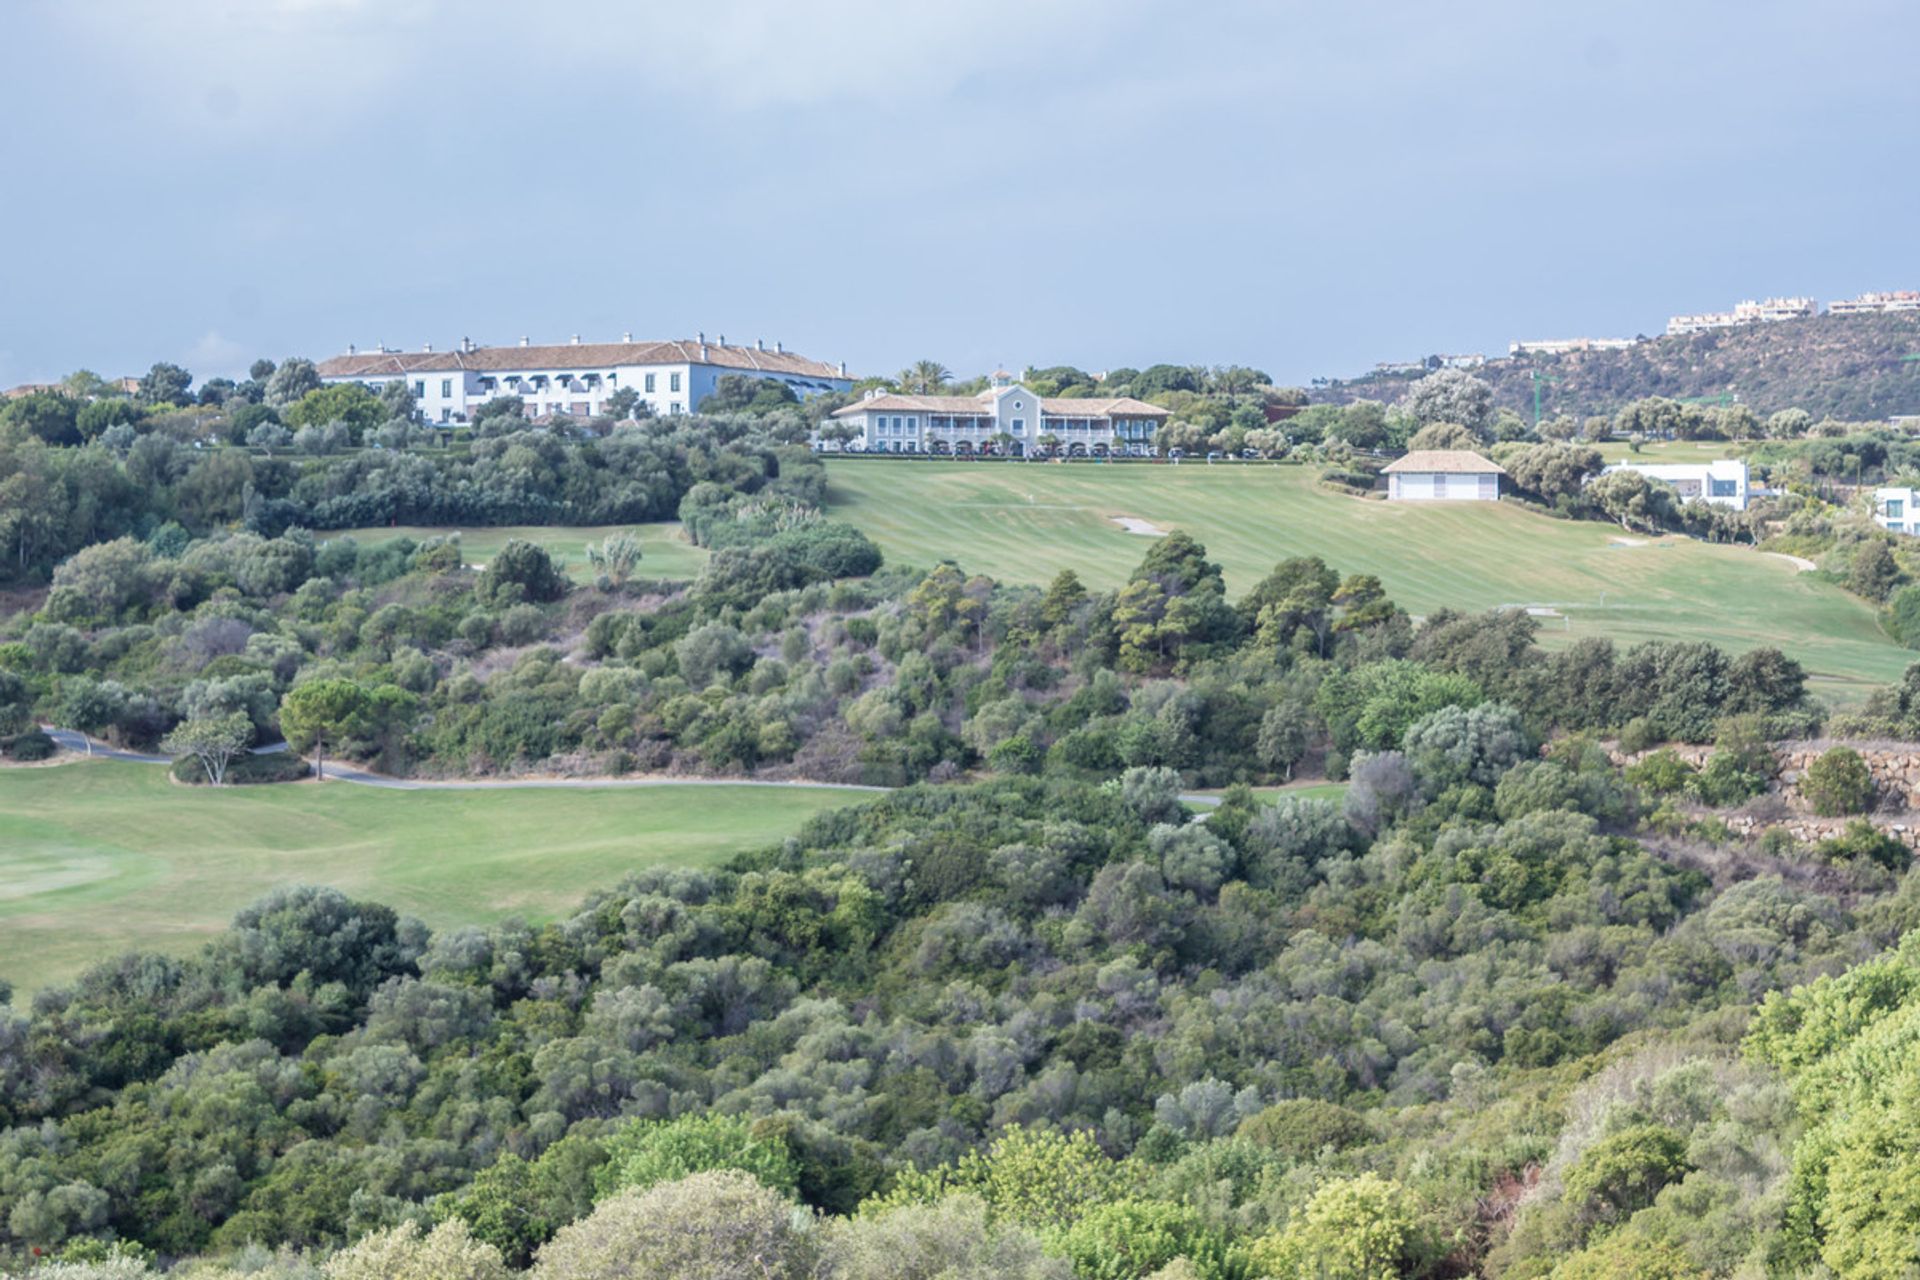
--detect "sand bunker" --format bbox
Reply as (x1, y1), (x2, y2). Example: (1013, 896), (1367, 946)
(1111, 516), (1168, 536)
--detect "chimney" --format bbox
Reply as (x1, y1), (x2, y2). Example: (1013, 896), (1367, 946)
(347, 343), (356, 355)
(423, 342), (433, 353)
(755, 338), (764, 351)
(775, 341), (783, 354)
(570, 334), (581, 345)
(717, 334), (725, 347)
(697, 330), (705, 344)
(460, 336), (473, 354)
(838, 360), (847, 377)
(519, 336), (530, 347)
(622, 331), (631, 343)
(700, 342), (709, 361)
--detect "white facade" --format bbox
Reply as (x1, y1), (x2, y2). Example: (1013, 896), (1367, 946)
(1386, 471), (1501, 501)
(1874, 487), (1918, 535)
(1602, 459), (1750, 510)
(316, 337), (851, 423)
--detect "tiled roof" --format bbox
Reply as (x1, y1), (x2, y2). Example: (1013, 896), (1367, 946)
(316, 340), (844, 381)
(831, 389), (1169, 419)
(1381, 450), (1507, 475)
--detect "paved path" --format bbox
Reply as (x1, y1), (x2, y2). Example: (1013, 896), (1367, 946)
(40, 726), (1223, 804)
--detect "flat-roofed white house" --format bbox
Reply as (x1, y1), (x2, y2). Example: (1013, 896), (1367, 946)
(1381, 450), (1506, 501)
(1602, 459), (1750, 511)
(825, 372), (1169, 457)
(1874, 487), (1919, 534)
(316, 335), (851, 423)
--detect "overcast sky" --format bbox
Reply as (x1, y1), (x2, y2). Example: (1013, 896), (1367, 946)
(2, 0), (1916, 389)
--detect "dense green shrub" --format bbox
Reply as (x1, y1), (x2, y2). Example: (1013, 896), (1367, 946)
(169, 749), (311, 785)
(1803, 747), (1875, 816)
(3, 729), (56, 761)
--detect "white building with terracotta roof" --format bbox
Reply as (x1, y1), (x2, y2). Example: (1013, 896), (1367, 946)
(1381, 451), (1506, 501)
(316, 334), (851, 422)
(825, 371), (1169, 457)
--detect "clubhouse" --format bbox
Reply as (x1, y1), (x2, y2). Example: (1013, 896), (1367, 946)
(826, 372), (1170, 457)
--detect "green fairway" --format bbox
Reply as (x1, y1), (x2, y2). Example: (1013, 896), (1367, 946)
(1591, 439), (1747, 463)
(323, 522), (709, 580)
(824, 460), (1909, 701)
(0, 763), (855, 995)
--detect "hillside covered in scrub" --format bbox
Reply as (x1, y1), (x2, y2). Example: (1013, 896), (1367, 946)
(8, 740), (1920, 1279)
(1318, 312), (1920, 421)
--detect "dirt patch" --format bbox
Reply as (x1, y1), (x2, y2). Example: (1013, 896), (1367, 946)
(1609, 536), (1648, 547)
(1765, 551), (1817, 572)
(1110, 516), (1168, 536)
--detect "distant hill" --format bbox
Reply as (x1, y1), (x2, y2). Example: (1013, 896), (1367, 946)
(1314, 312), (1920, 421)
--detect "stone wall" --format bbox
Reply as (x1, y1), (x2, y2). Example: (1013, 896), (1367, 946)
(1722, 812), (1920, 852)
(1609, 739), (1920, 811)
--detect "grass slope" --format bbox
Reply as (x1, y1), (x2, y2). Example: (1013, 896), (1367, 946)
(323, 522), (709, 580)
(825, 460), (1909, 700)
(0, 763), (853, 995)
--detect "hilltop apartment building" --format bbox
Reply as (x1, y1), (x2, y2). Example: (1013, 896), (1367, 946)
(1666, 298), (1818, 337)
(1830, 291), (1920, 315)
(1508, 337), (1638, 357)
(317, 335), (851, 422)
(824, 372), (1169, 456)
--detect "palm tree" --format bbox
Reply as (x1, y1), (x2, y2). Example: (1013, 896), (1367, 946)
(898, 360), (952, 395)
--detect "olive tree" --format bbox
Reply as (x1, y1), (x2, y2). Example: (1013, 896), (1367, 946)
(530, 1170), (811, 1280)
(161, 713), (254, 785)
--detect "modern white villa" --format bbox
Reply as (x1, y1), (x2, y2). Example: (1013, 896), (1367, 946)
(1874, 487), (1918, 534)
(1381, 451), (1506, 501)
(824, 372), (1169, 456)
(316, 335), (851, 422)
(1602, 459), (1750, 510)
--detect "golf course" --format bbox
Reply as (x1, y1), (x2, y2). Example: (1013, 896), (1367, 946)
(824, 459), (1911, 700)
(323, 521), (709, 580)
(0, 762), (858, 995)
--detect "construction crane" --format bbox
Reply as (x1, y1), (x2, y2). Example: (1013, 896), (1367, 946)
(1531, 369), (1557, 429)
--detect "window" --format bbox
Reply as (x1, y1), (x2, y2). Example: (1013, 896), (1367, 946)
(1012, 419), (1024, 434)
(440, 379), (453, 398)
(645, 373), (656, 393)
(1892, 522), (1907, 533)
(670, 372), (682, 392)
(414, 381), (426, 398)
(670, 402), (682, 415)
(906, 417), (917, 431)
(1888, 499), (1906, 518)
(1709, 478), (1738, 498)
